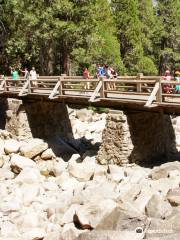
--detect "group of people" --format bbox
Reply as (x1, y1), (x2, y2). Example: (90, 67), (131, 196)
(163, 69), (180, 94)
(83, 64), (118, 90)
(10, 66), (37, 81)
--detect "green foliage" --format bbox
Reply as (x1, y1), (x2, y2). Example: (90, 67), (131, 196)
(111, 0), (158, 75)
(111, 0), (144, 74)
(0, 0), (179, 75)
(137, 56), (158, 75)
(1, 0), (123, 75)
(87, 106), (109, 114)
(154, 0), (180, 74)
(71, 0), (125, 75)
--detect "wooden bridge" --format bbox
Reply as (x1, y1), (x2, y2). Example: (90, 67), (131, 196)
(1, 74), (180, 114)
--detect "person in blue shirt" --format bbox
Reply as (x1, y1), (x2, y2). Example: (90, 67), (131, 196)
(96, 64), (105, 78)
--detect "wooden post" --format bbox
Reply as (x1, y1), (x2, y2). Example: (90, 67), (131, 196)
(157, 77), (162, 103)
(60, 74), (65, 95)
(100, 77), (104, 98)
(59, 76), (63, 96)
(137, 73), (143, 92)
(28, 77), (31, 94)
(4, 77), (7, 92)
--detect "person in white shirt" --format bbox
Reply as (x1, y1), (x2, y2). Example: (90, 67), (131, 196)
(30, 67), (37, 86)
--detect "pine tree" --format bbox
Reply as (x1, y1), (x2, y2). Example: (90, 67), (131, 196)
(111, 0), (144, 74)
(2, 0), (99, 74)
(137, 0), (158, 74)
(155, 0), (180, 74)
(111, 0), (158, 74)
(71, 0), (125, 74)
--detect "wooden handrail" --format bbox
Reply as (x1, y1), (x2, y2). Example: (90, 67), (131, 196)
(2, 74), (180, 109)
(145, 81), (159, 107)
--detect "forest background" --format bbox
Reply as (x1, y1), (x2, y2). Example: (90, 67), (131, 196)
(0, 0), (179, 76)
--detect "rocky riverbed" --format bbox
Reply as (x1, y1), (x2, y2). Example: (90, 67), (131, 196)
(0, 108), (180, 240)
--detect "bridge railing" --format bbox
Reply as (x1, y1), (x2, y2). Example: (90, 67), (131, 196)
(89, 75), (160, 104)
(0, 76), (5, 91)
(1, 74), (180, 108)
(27, 77), (60, 96)
(159, 80), (180, 105)
(49, 76), (100, 99)
(2, 77), (27, 94)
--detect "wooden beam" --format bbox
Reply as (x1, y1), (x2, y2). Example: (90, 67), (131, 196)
(0, 80), (5, 91)
(18, 81), (29, 96)
(48, 81), (60, 99)
(89, 79), (102, 102)
(145, 82), (159, 107)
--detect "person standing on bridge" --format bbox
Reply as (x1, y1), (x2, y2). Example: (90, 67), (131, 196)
(96, 64), (105, 78)
(83, 67), (91, 90)
(175, 71), (180, 93)
(10, 66), (19, 80)
(30, 67), (37, 86)
(21, 67), (29, 81)
(10, 66), (19, 90)
(105, 65), (115, 91)
(163, 69), (172, 94)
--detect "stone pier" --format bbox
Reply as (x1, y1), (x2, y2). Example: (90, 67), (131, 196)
(97, 110), (177, 165)
(0, 98), (73, 141)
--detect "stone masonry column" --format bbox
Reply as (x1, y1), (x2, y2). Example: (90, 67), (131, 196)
(97, 110), (177, 166)
(97, 110), (134, 165)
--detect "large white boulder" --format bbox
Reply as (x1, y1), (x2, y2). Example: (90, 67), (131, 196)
(20, 138), (48, 159)
(77, 230), (145, 240)
(44, 231), (61, 240)
(0, 139), (5, 155)
(21, 228), (46, 240)
(74, 199), (117, 229)
(88, 119), (106, 133)
(61, 204), (81, 225)
(52, 158), (68, 176)
(68, 160), (95, 181)
(58, 176), (80, 191)
(0, 198), (22, 212)
(0, 156), (4, 168)
(150, 161), (180, 180)
(108, 165), (125, 182)
(20, 183), (40, 206)
(150, 177), (180, 196)
(37, 160), (54, 176)
(0, 168), (14, 180)
(15, 167), (42, 184)
(0, 221), (20, 238)
(61, 223), (86, 240)
(68, 154), (81, 164)
(76, 108), (93, 122)
(167, 188), (180, 206)
(145, 194), (172, 218)
(41, 148), (56, 160)
(4, 139), (21, 154)
(10, 154), (36, 170)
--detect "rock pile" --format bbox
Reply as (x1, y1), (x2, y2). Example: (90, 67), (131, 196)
(0, 108), (180, 240)
(0, 129), (180, 239)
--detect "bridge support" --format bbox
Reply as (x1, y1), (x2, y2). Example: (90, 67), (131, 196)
(97, 110), (177, 166)
(0, 98), (73, 140)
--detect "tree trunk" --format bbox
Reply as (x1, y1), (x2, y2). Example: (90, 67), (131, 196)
(40, 46), (45, 75)
(47, 41), (54, 75)
(39, 40), (54, 75)
(63, 51), (70, 75)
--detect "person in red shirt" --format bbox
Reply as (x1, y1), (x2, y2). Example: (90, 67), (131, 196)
(83, 68), (91, 90)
